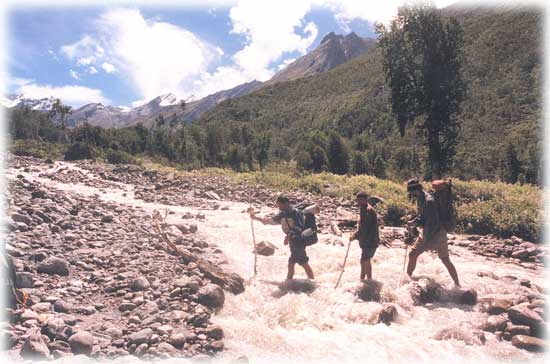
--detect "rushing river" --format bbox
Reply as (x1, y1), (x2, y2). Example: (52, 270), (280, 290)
(5, 161), (547, 364)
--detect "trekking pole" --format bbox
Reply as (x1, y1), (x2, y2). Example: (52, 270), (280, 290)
(334, 233), (351, 289)
(402, 245), (409, 274)
(249, 197), (258, 277)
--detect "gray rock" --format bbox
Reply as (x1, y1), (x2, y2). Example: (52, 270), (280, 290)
(53, 300), (72, 313)
(15, 272), (34, 288)
(68, 331), (94, 355)
(20, 330), (50, 359)
(37, 256), (70, 276)
(41, 317), (73, 341)
(128, 328), (153, 345)
(197, 283), (225, 308)
(506, 324), (531, 337)
(278, 279), (316, 294)
(130, 276), (150, 292)
(205, 325), (224, 340)
(377, 304), (398, 325)
(508, 304), (544, 330)
(168, 332), (188, 348)
(118, 302), (137, 312)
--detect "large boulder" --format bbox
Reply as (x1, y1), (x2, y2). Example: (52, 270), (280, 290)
(511, 335), (546, 352)
(480, 314), (508, 333)
(480, 298), (513, 315)
(37, 256), (70, 276)
(254, 241), (276, 256)
(357, 280), (383, 302)
(197, 284), (225, 309)
(41, 317), (73, 341)
(15, 272), (34, 289)
(508, 304), (544, 330)
(68, 331), (94, 355)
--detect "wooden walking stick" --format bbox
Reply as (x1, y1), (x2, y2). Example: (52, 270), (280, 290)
(334, 233), (351, 289)
(402, 245), (409, 274)
(249, 198), (258, 277)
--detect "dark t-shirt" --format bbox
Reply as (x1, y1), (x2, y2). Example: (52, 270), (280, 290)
(356, 205), (379, 248)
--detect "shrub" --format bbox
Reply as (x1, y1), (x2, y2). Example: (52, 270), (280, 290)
(64, 142), (99, 161)
(106, 149), (135, 165)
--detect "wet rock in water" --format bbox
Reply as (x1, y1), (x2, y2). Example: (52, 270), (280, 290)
(506, 324), (531, 337)
(128, 328), (154, 345)
(225, 273), (246, 295)
(205, 325), (224, 340)
(377, 304), (398, 324)
(197, 283), (225, 308)
(457, 289), (477, 305)
(433, 327), (485, 345)
(254, 241), (276, 256)
(480, 314), (509, 332)
(37, 256), (70, 276)
(508, 303), (544, 330)
(409, 278), (443, 305)
(130, 276), (151, 291)
(68, 331), (94, 355)
(480, 298), (513, 315)
(511, 335), (546, 352)
(20, 330), (50, 359)
(278, 279), (316, 294)
(357, 280), (383, 302)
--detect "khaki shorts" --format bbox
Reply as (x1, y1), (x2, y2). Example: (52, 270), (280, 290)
(411, 229), (449, 258)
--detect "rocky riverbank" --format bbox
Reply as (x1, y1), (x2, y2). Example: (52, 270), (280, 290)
(4, 156), (244, 361)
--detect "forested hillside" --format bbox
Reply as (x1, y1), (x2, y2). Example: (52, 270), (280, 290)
(198, 6), (542, 183)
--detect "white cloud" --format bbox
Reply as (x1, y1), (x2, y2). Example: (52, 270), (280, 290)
(69, 69), (80, 80)
(87, 66), (98, 74)
(102, 62), (116, 73)
(12, 79), (109, 107)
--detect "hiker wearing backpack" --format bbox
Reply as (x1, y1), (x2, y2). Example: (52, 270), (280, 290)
(249, 195), (318, 280)
(405, 179), (461, 287)
(350, 192), (391, 281)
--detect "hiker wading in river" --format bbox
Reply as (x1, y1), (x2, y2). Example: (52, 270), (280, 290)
(406, 179), (461, 287)
(250, 195), (315, 280)
(350, 192), (390, 281)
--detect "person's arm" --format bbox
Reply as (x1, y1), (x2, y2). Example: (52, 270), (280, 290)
(249, 209), (280, 225)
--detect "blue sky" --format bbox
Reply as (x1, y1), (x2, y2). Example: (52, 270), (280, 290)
(5, 1), (453, 109)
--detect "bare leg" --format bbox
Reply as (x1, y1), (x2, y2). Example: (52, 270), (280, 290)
(287, 263), (295, 280)
(440, 257), (460, 287)
(360, 259), (372, 280)
(302, 263), (314, 280)
(407, 250), (420, 277)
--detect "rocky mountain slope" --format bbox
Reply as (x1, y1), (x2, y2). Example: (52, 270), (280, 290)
(267, 32), (376, 85)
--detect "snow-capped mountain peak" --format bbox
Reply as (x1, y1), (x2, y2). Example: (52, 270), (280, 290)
(1, 94), (57, 111)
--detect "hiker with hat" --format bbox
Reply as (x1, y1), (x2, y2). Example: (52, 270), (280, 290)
(249, 195), (317, 280)
(405, 178), (461, 287)
(350, 192), (391, 281)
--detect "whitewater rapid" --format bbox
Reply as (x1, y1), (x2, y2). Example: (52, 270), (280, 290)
(6, 161), (546, 364)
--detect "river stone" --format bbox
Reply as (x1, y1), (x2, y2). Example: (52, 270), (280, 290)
(168, 331), (188, 349)
(506, 324), (531, 337)
(483, 298), (513, 315)
(156, 342), (178, 355)
(53, 300), (72, 313)
(511, 335), (546, 352)
(205, 326), (224, 340)
(357, 280), (382, 302)
(20, 330), (50, 359)
(15, 272), (34, 288)
(457, 289), (477, 305)
(118, 302), (137, 312)
(197, 284), (225, 308)
(68, 331), (94, 355)
(508, 304), (544, 330)
(481, 314), (508, 332)
(41, 317), (72, 341)
(254, 241), (276, 256)
(131, 276), (151, 291)
(377, 304), (398, 325)
(410, 278), (443, 305)
(37, 256), (70, 276)
(128, 328), (153, 345)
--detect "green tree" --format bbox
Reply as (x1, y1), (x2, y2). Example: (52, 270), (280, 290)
(327, 131), (349, 175)
(502, 143), (522, 183)
(254, 132), (271, 170)
(377, 4), (466, 178)
(49, 98), (72, 143)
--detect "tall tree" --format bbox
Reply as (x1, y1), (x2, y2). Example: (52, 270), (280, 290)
(49, 98), (72, 143)
(327, 131), (349, 175)
(377, 4), (466, 178)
